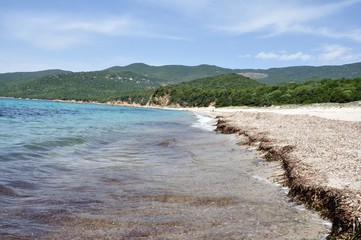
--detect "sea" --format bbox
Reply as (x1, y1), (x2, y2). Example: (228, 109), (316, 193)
(0, 98), (330, 239)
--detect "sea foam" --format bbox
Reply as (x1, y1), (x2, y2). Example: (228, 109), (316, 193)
(191, 113), (216, 131)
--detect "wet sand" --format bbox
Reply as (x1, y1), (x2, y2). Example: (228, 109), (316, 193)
(192, 102), (361, 239)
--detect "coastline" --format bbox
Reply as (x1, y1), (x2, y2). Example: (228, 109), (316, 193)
(1, 98), (333, 239)
(0, 97), (185, 112)
(2, 97), (360, 238)
(191, 103), (361, 239)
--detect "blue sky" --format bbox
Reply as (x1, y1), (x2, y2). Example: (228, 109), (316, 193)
(1, 0), (361, 73)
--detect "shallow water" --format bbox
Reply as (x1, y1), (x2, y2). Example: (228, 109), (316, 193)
(0, 98), (330, 239)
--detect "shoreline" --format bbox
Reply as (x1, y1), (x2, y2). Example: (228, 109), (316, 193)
(2, 97), (360, 238)
(191, 104), (361, 239)
(0, 97), (186, 112)
(1, 98), (333, 239)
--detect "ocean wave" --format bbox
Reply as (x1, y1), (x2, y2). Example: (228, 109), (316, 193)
(0, 136), (87, 162)
(191, 113), (216, 131)
(22, 136), (87, 151)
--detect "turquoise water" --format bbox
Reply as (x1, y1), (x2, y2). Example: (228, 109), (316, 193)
(0, 98), (329, 239)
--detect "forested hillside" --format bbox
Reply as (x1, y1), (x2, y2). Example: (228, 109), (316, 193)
(2, 62), (361, 88)
(0, 71), (163, 104)
(150, 73), (263, 107)
(107, 63), (234, 83)
(150, 76), (361, 107)
(106, 62), (361, 84)
(0, 69), (71, 85)
(237, 62), (361, 85)
(1, 62), (361, 106)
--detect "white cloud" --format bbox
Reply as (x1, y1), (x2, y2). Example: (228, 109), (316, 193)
(0, 10), (192, 51)
(254, 44), (361, 65)
(256, 51), (311, 61)
(58, 17), (142, 35)
(150, 0), (361, 42)
(3, 1), (360, 53)
(0, 12), (152, 50)
(255, 52), (280, 60)
(214, 0), (361, 38)
(288, 25), (361, 42)
(318, 44), (361, 62)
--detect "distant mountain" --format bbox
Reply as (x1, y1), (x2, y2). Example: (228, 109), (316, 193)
(108, 62), (361, 85)
(0, 69), (71, 86)
(0, 70), (163, 104)
(2, 62), (361, 88)
(236, 62), (361, 84)
(1, 62), (361, 105)
(106, 63), (234, 83)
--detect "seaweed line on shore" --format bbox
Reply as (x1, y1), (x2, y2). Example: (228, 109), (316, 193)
(215, 117), (361, 240)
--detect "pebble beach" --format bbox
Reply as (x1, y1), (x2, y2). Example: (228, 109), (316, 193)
(192, 102), (361, 239)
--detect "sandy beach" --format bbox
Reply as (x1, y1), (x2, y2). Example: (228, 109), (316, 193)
(192, 102), (361, 239)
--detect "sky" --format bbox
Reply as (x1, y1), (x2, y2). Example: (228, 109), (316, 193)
(1, 0), (361, 73)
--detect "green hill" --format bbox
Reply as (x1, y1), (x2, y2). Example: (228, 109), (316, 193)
(0, 70), (164, 104)
(175, 73), (262, 89)
(237, 62), (361, 85)
(2, 62), (361, 88)
(106, 63), (234, 83)
(150, 73), (263, 107)
(0, 69), (71, 86)
(1, 62), (361, 105)
(108, 62), (361, 85)
(151, 76), (361, 107)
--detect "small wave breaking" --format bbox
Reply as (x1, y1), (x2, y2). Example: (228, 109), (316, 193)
(191, 113), (216, 131)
